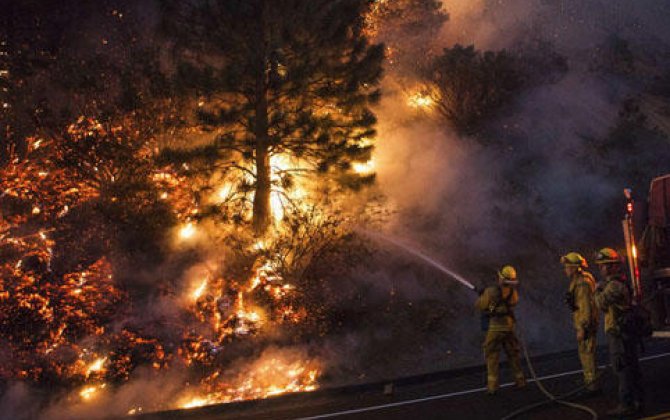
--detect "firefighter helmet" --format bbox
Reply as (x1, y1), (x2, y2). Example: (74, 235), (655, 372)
(560, 252), (588, 268)
(498, 265), (517, 283)
(594, 247), (621, 264)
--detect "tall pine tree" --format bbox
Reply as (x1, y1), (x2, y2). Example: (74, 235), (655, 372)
(162, 0), (384, 234)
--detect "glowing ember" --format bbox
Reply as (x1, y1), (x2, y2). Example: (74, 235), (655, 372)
(408, 91), (434, 109)
(79, 383), (106, 401)
(127, 407), (143, 415)
(192, 278), (208, 300)
(178, 395), (218, 409)
(234, 292), (263, 335)
(86, 357), (107, 377)
(249, 275), (262, 291)
(179, 222), (197, 240)
(352, 159), (375, 175)
(249, 260), (279, 291)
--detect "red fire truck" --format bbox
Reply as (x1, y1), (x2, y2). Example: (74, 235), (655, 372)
(636, 175), (670, 335)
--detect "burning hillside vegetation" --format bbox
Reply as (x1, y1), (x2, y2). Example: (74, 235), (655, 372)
(0, 120), (334, 415)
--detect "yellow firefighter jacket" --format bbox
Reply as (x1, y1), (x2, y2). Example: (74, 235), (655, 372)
(594, 275), (631, 334)
(568, 270), (598, 335)
(476, 286), (518, 332)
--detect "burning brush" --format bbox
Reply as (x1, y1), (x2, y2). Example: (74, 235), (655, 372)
(0, 121), (322, 416)
(175, 348), (320, 410)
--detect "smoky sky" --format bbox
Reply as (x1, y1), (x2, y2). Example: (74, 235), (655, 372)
(369, 0), (670, 360)
(377, 0), (670, 258)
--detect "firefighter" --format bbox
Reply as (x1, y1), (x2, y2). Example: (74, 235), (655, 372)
(594, 247), (643, 416)
(561, 252), (600, 393)
(475, 265), (526, 395)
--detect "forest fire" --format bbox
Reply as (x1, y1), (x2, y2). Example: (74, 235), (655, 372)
(1, 0), (430, 417)
(5, 0), (670, 418)
(207, 152), (310, 226)
(176, 354), (320, 410)
(173, 258), (320, 411)
(0, 126), (321, 415)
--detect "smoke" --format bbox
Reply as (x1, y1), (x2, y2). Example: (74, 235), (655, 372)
(360, 0), (670, 371)
(38, 367), (189, 420)
(0, 383), (41, 420)
(440, 0), (670, 53)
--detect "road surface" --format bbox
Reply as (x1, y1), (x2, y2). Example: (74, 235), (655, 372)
(138, 339), (670, 420)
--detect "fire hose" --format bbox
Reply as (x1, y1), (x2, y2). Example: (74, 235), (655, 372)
(469, 284), (601, 419)
(361, 230), (602, 418)
(500, 322), (600, 420)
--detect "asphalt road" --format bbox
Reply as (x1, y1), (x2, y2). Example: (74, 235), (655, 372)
(138, 339), (670, 420)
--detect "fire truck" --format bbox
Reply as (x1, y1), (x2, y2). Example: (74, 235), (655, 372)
(635, 175), (670, 336)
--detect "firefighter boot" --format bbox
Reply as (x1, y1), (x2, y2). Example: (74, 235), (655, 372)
(486, 375), (499, 396)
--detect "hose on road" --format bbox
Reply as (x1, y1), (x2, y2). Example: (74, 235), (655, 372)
(500, 325), (600, 420)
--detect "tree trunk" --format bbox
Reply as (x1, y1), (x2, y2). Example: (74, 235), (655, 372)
(252, 1), (272, 235)
(253, 142), (272, 235)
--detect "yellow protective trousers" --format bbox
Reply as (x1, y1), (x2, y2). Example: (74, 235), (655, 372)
(483, 330), (525, 392)
(577, 335), (597, 387)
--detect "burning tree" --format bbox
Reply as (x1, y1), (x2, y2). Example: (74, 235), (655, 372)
(0, 116), (181, 389)
(0, 113), (333, 413)
(162, 0), (384, 234)
(52, 117), (179, 278)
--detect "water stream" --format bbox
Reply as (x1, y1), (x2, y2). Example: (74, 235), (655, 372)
(359, 229), (477, 292)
